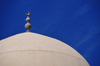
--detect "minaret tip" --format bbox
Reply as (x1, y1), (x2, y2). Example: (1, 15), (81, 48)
(25, 11), (31, 32)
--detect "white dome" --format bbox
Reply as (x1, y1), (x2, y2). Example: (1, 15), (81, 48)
(0, 32), (89, 66)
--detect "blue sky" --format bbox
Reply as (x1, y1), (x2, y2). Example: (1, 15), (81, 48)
(0, 0), (100, 66)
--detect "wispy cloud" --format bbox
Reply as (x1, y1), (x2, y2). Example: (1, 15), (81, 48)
(75, 27), (98, 48)
(72, 3), (92, 20)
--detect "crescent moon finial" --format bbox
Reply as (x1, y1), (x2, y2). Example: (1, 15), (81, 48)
(26, 11), (30, 16)
(25, 11), (31, 32)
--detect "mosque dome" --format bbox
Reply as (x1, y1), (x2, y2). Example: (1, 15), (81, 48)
(0, 32), (89, 66)
(0, 11), (89, 66)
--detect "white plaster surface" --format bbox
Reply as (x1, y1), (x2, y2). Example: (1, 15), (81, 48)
(0, 32), (89, 66)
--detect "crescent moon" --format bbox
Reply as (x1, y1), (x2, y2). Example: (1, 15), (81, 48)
(26, 11), (30, 16)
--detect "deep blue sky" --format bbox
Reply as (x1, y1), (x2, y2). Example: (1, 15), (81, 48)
(0, 0), (100, 66)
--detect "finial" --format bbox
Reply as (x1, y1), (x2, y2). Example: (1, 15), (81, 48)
(25, 11), (31, 32)
(26, 11), (30, 16)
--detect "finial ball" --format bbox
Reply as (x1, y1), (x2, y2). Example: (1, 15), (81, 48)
(25, 23), (31, 30)
(26, 17), (30, 22)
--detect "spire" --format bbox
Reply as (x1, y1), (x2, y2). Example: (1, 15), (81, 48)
(25, 11), (31, 32)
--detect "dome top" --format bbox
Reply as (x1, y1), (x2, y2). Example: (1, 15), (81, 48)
(0, 32), (89, 66)
(0, 32), (82, 58)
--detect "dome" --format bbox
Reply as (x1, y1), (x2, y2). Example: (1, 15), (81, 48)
(0, 32), (89, 66)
